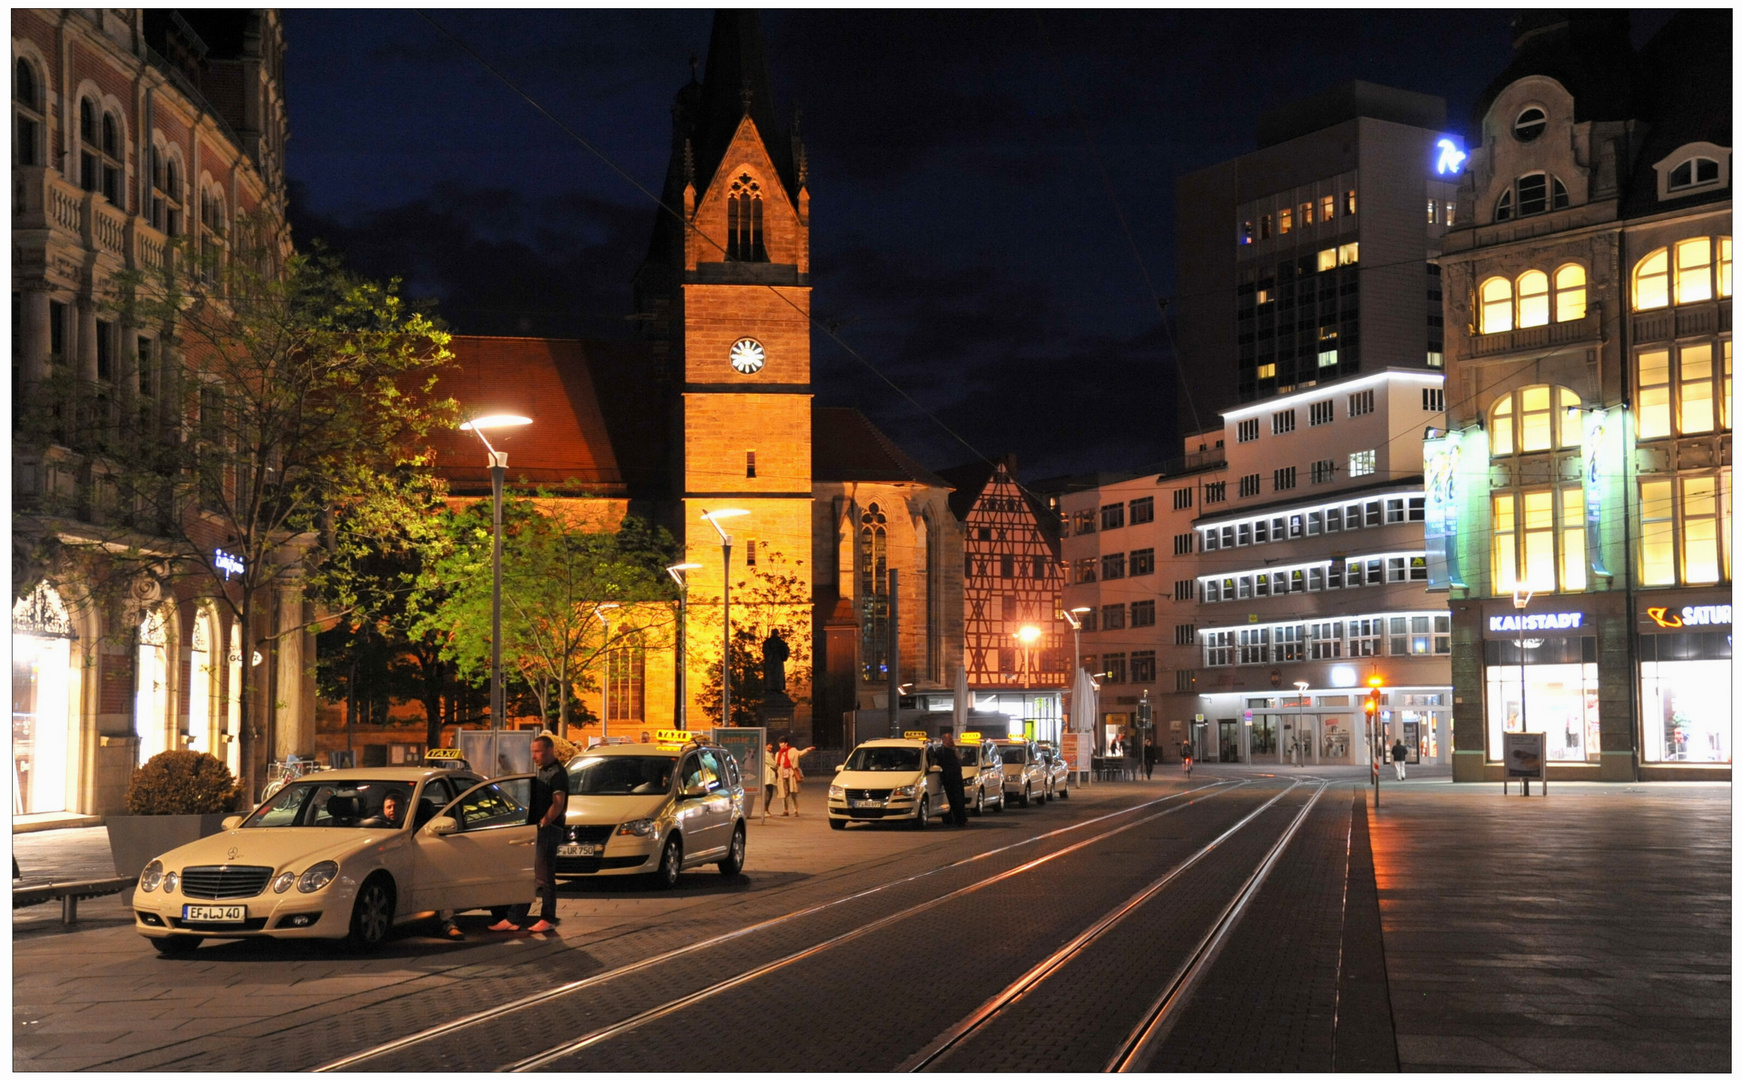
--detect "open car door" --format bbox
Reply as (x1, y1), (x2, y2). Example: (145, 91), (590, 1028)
(414, 774), (537, 913)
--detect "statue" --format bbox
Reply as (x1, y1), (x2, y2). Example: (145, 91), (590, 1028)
(761, 629), (790, 695)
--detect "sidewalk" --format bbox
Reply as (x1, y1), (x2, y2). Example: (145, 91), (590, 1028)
(1363, 778), (1731, 1072)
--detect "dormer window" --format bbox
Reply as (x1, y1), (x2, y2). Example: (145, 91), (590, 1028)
(1513, 107), (1547, 143)
(1669, 157), (1721, 191)
(727, 173), (766, 262)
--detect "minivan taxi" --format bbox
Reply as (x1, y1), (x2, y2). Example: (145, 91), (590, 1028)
(991, 738), (1048, 808)
(558, 742), (748, 888)
(954, 738), (1005, 815)
(827, 738), (945, 830)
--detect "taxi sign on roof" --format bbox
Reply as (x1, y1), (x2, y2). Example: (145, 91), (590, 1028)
(424, 748), (463, 760)
(903, 730), (929, 740)
(960, 732), (982, 743)
(654, 729), (689, 744)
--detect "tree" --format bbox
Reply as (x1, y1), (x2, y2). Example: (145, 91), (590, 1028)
(695, 551), (813, 727)
(15, 215), (457, 797)
(419, 495), (679, 736)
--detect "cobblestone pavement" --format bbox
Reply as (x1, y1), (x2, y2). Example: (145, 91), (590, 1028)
(12, 770), (1729, 1072)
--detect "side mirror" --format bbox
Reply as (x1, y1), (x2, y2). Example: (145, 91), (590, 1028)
(681, 783), (709, 799)
(427, 815), (459, 836)
(834, 763), (843, 772)
(221, 814), (244, 831)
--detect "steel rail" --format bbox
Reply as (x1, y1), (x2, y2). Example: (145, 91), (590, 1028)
(500, 782), (1252, 1072)
(1106, 778), (1335, 1072)
(902, 778), (1315, 1071)
(313, 779), (1235, 1073)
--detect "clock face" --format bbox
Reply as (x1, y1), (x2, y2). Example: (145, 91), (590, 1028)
(729, 337), (766, 374)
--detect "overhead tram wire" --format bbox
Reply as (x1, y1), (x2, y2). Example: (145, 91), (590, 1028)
(413, 10), (1000, 472)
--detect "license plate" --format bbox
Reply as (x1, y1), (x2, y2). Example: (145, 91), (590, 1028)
(849, 799), (881, 809)
(182, 904), (246, 924)
(558, 844), (597, 858)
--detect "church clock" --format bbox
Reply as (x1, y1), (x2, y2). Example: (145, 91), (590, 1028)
(729, 337), (766, 374)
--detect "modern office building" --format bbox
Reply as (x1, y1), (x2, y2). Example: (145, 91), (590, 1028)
(1436, 11), (1731, 782)
(1174, 80), (1463, 429)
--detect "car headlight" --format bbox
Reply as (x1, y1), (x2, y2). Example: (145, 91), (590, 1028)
(162, 871), (179, 894)
(892, 784), (917, 799)
(827, 784), (844, 798)
(272, 871), (297, 894)
(297, 861), (339, 893)
(616, 819), (657, 838)
(140, 860), (163, 892)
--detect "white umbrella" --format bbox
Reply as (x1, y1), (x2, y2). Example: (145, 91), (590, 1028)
(952, 663), (969, 736)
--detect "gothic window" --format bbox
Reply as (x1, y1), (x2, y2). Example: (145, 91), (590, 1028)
(606, 642), (646, 721)
(859, 502), (889, 681)
(727, 173), (767, 262)
(14, 58), (42, 166)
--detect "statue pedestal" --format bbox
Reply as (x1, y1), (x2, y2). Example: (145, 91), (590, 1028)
(757, 693), (796, 738)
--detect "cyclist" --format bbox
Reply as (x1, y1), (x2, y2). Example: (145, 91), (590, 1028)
(1181, 741), (1194, 778)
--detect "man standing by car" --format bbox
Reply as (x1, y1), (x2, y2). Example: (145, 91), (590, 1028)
(935, 733), (967, 827)
(492, 735), (568, 934)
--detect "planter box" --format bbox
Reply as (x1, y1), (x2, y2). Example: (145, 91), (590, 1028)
(106, 814), (232, 878)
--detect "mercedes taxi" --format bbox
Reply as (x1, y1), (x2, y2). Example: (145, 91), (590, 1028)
(827, 738), (945, 829)
(557, 742), (748, 887)
(132, 767), (535, 955)
(990, 738), (1049, 808)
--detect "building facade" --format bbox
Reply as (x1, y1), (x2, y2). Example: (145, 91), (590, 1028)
(1437, 11), (1731, 782)
(12, 9), (292, 824)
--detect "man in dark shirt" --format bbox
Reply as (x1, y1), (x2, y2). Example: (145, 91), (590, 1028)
(935, 733), (968, 827)
(492, 735), (569, 933)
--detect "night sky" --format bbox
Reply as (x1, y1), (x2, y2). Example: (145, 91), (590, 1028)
(283, 9), (1674, 480)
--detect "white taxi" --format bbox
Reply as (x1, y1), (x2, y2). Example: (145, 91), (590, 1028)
(556, 742), (748, 887)
(827, 738), (945, 830)
(991, 738), (1049, 808)
(953, 738), (1006, 815)
(132, 767), (536, 955)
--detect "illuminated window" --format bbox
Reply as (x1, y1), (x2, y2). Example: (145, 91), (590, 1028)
(1300, 201), (1313, 225)
(1675, 238), (1713, 304)
(1489, 385), (1580, 456)
(1638, 480), (1674, 586)
(1240, 221), (1253, 245)
(1279, 207), (1292, 234)
(1320, 195), (1334, 222)
(1724, 341), (1733, 430)
(1348, 449), (1375, 477)
(1679, 343), (1715, 433)
(1521, 490), (1556, 590)
(1637, 349), (1671, 439)
(1554, 264), (1586, 322)
(1480, 277), (1513, 333)
(1317, 248), (1336, 272)
(1490, 395), (1514, 455)
(1560, 487), (1586, 592)
(1720, 238), (1732, 298)
(1517, 386), (1553, 452)
(1256, 362), (1276, 379)
(1256, 288), (1272, 304)
(1427, 199), (1437, 224)
(1681, 476), (1720, 584)
(1338, 242), (1359, 266)
(1633, 248), (1670, 310)
(1516, 270), (1549, 328)
(1445, 202), (1456, 227)
(727, 174), (767, 262)
(1492, 493), (1517, 591)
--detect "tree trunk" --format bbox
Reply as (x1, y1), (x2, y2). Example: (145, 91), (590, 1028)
(238, 582), (260, 804)
(557, 653), (569, 739)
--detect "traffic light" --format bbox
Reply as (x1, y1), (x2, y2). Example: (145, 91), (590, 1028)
(1364, 673), (1383, 720)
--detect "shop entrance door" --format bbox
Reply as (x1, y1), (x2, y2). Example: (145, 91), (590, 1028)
(1402, 721), (1422, 764)
(1217, 721), (1240, 763)
(1320, 718), (1351, 762)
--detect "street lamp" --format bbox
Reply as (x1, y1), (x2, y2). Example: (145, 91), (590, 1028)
(1513, 586), (1534, 793)
(665, 562), (702, 731)
(459, 413), (532, 731)
(595, 603), (620, 741)
(1292, 680), (1310, 768)
(700, 508), (748, 728)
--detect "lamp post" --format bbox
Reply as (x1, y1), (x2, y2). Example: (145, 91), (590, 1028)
(1061, 606), (1090, 736)
(594, 602), (620, 741)
(700, 508), (748, 728)
(1513, 586), (1533, 794)
(459, 413), (532, 731)
(1292, 680), (1310, 768)
(666, 562), (702, 731)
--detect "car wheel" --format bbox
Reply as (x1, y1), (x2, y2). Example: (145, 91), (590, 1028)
(971, 789), (984, 816)
(718, 825), (746, 876)
(149, 935), (201, 957)
(654, 836), (682, 889)
(829, 817), (847, 830)
(1019, 785), (1030, 808)
(912, 797), (929, 831)
(1059, 780), (1070, 799)
(346, 874), (394, 952)
(994, 793), (1005, 813)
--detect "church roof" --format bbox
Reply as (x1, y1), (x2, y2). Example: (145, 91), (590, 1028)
(429, 336), (668, 497)
(813, 407), (949, 488)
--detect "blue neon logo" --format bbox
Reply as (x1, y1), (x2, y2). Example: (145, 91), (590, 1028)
(1435, 138), (1466, 176)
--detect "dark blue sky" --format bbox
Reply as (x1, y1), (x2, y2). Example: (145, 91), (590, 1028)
(282, 9), (1673, 479)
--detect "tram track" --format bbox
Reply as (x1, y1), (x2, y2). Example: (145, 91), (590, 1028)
(313, 779), (1241, 1073)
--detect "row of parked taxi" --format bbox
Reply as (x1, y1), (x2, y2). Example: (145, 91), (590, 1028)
(826, 736), (1070, 829)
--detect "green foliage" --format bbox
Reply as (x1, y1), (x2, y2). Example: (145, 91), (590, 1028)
(125, 751), (241, 815)
(695, 551), (813, 726)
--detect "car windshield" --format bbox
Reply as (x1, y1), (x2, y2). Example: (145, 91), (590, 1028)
(1001, 746), (1029, 764)
(956, 747), (979, 766)
(568, 755), (676, 796)
(242, 780), (414, 829)
(845, 746), (922, 772)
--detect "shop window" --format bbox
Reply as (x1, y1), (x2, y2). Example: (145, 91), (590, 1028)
(1640, 644), (1732, 763)
(1485, 657), (1600, 764)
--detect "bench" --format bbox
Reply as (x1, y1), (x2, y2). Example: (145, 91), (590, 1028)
(13, 877), (137, 925)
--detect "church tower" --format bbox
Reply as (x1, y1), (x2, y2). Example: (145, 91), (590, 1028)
(645, 12), (815, 727)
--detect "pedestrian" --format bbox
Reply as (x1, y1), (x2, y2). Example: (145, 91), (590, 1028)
(1391, 738), (1408, 781)
(1142, 738), (1157, 780)
(491, 734), (568, 934)
(935, 733), (967, 827)
(775, 737), (814, 816)
(762, 742), (779, 820)
(1181, 740), (1193, 778)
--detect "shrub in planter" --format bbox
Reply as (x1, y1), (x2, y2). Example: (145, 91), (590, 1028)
(109, 752), (243, 878)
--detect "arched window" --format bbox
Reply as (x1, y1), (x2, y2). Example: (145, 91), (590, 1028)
(1513, 107), (1547, 142)
(727, 173), (766, 262)
(858, 503), (888, 682)
(1479, 277), (1513, 334)
(78, 99), (121, 204)
(187, 609), (214, 756)
(136, 608), (172, 762)
(1517, 173), (1549, 216)
(149, 144), (183, 236)
(1633, 248), (1669, 310)
(1668, 157), (1720, 190)
(1553, 264), (1586, 322)
(1516, 270), (1549, 328)
(1495, 188), (1514, 221)
(1489, 385), (1580, 457)
(14, 58), (42, 166)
